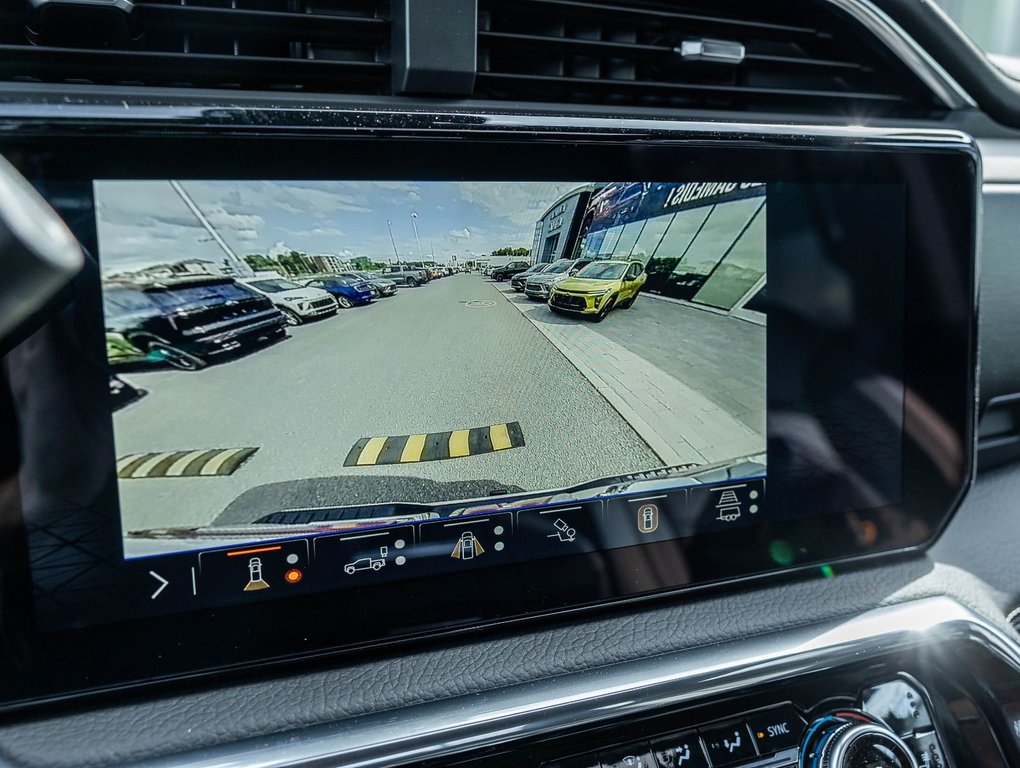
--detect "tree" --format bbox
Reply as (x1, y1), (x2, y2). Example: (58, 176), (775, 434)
(275, 251), (316, 276)
(490, 246), (531, 258)
(352, 256), (385, 271)
(243, 254), (278, 272)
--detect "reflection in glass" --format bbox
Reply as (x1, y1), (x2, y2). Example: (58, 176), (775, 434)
(630, 213), (674, 264)
(694, 204), (766, 310)
(611, 221), (645, 259)
(598, 225), (623, 256)
(668, 197), (761, 301)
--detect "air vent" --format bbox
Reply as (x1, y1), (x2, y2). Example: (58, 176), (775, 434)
(0, 0), (390, 92)
(476, 0), (945, 116)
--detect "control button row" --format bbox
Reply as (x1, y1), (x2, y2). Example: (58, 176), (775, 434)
(906, 730), (947, 768)
(860, 679), (947, 767)
(543, 703), (805, 768)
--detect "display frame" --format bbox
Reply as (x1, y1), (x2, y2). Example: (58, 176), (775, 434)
(0, 113), (980, 712)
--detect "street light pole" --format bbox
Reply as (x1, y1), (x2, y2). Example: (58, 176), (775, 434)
(410, 212), (424, 264)
(386, 219), (399, 264)
(169, 180), (254, 277)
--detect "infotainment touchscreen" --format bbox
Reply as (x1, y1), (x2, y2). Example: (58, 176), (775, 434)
(0, 129), (977, 709)
(97, 180), (769, 564)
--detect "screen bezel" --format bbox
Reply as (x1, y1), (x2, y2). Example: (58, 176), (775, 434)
(0, 119), (979, 712)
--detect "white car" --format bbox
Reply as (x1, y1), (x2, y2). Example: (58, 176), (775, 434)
(240, 278), (337, 325)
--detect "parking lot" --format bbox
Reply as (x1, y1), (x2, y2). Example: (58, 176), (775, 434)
(113, 275), (647, 538)
(113, 272), (765, 552)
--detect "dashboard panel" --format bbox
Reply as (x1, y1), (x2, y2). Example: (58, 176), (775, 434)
(0, 121), (979, 711)
(0, 0), (1018, 767)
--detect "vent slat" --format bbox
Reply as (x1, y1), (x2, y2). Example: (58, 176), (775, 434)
(478, 30), (871, 73)
(0, 45), (389, 90)
(476, 71), (906, 104)
(0, 0), (389, 91)
(481, 0), (821, 38)
(142, 6), (388, 46)
(476, 0), (941, 115)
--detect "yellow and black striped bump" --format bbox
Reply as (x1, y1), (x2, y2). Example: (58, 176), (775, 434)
(345, 422), (525, 467)
(116, 448), (258, 479)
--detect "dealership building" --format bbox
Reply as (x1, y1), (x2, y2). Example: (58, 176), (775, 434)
(532, 185), (593, 264)
(576, 182), (766, 316)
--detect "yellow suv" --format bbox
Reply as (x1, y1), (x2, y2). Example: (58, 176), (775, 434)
(548, 260), (647, 321)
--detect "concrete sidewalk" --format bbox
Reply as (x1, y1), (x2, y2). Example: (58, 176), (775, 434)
(492, 284), (765, 467)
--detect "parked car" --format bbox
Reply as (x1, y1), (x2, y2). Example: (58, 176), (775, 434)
(548, 260), (647, 321)
(524, 258), (593, 300)
(304, 276), (375, 308)
(336, 271), (398, 297)
(103, 277), (288, 371)
(382, 264), (429, 286)
(491, 260), (532, 282)
(240, 278), (337, 324)
(511, 263), (550, 292)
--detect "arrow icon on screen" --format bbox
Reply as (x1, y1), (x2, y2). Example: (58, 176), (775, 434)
(149, 571), (169, 600)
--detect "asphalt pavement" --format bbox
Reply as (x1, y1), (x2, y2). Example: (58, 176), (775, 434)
(114, 274), (660, 548)
(493, 284), (765, 467)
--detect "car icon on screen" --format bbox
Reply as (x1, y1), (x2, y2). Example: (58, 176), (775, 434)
(344, 547), (388, 575)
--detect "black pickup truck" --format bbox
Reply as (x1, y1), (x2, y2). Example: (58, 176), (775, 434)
(490, 260), (532, 282)
(104, 277), (287, 371)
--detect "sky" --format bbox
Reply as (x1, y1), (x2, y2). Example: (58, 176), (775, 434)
(94, 180), (585, 274)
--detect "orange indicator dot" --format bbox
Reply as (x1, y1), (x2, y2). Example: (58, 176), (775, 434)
(284, 569), (303, 584)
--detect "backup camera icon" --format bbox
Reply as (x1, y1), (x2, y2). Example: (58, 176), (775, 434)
(243, 557), (270, 592)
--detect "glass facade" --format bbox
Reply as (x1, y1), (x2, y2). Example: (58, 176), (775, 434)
(576, 184), (766, 312)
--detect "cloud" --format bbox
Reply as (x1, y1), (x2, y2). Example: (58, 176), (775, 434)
(93, 179), (584, 273)
(456, 181), (585, 232)
(282, 226), (346, 237)
(195, 181), (372, 215)
(371, 181), (419, 192)
(205, 208), (265, 232)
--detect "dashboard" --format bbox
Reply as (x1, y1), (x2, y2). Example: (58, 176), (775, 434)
(0, 1), (1018, 767)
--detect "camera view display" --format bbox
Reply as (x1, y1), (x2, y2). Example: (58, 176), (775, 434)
(97, 180), (767, 560)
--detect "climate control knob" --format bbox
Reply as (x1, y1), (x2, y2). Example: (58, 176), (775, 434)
(800, 711), (917, 768)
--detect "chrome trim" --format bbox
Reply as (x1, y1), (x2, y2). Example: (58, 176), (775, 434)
(678, 39), (746, 65)
(978, 138), (1020, 183)
(125, 597), (1020, 768)
(0, 96), (978, 146)
(827, 724), (917, 768)
(823, 0), (976, 110)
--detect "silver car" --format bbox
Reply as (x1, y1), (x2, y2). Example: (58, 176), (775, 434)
(524, 258), (591, 300)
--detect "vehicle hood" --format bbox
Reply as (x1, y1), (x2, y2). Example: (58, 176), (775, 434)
(276, 287), (332, 302)
(123, 454), (765, 554)
(369, 278), (396, 287)
(556, 277), (619, 292)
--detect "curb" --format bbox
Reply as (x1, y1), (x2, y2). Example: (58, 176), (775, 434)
(490, 284), (685, 466)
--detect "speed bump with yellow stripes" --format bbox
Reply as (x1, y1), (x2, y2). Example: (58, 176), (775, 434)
(345, 422), (525, 467)
(116, 448), (259, 479)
